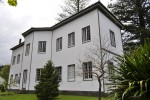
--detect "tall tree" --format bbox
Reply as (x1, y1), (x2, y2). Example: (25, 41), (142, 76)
(108, 0), (150, 46)
(0, 64), (10, 83)
(57, 0), (90, 21)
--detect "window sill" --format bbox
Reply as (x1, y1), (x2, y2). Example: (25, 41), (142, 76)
(56, 49), (62, 52)
(37, 52), (46, 54)
(82, 40), (91, 44)
(83, 78), (93, 81)
(68, 79), (75, 82)
(68, 45), (75, 48)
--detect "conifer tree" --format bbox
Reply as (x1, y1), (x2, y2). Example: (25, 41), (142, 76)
(35, 60), (59, 100)
(108, 0), (150, 49)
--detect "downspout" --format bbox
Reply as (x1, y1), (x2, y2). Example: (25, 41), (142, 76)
(28, 32), (35, 90)
(51, 30), (53, 60)
(19, 45), (25, 90)
(97, 9), (105, 93)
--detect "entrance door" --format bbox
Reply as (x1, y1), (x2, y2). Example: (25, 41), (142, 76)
(22, 69), (27, 90)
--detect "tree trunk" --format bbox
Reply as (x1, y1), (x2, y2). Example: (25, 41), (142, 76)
(77, 0), (79, 12)
(98, 78), (101, 100)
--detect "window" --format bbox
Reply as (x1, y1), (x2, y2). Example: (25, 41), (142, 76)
(12, 56), (16, 65)
(15, 74), (19, 84)
(82, 26), (91, 43)
(83, 62), (92, 80)
(23, 70), (27, 84)
(56, 67), (62, 81)
(17, 54), (20, 64)
(68, 32), (75, 48)
(56, 37), (62, 51)
(38, 41), (46, 53)
(108, 61), (114, 76)
(10, 75), (13, 84)
(25, 43), (30, 56)
(36, 69), (41, 81)
(110, 30), (116, 47)
(68, 64), (75, 82)
(19, 73), (21, 84)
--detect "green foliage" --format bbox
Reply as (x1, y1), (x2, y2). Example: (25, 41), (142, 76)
(7, 0), (17, 6)
(35, 60), (59, 100)
(0, 65), (10, 83)
(0, 84), (5, 92)
(108, 0), (150, 50)
(111, 42), (150, 100)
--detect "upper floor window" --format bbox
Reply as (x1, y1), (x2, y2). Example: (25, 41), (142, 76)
(56, 66), (62, 81)
(68, 64), (75, 82)
(38, 41), (46, 53)
(68, 32), (75, 48)
(25, 43), (30, 56)
(56, 37), (62, 51)
(110, 30), (116, 47)
(83, 62), (92, 80)
(12, 56), (16, 65)
(17, 54), (20, 64)
(36, 69), (41, 81)
(82, 26), (91, 43)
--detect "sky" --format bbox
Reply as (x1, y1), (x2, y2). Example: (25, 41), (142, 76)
(0, 0), (111, 65)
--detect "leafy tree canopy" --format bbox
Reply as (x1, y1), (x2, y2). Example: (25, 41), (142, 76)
(8, 0), (17, 6)
(0, 64), (10, 82)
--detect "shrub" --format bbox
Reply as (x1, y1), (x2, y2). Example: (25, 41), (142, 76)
(0, 84), (5, 92)
(35, 60), (59, 100)
(111, 42), (150, 100)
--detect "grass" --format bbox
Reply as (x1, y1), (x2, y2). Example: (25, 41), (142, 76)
(0, 93), (112, 100)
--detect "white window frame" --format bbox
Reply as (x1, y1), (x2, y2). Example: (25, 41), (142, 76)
(38, 41), (46, 53)
(36, 69), (41, 82)
(56, 66), (62, 81)
(68, 32), (75, 48)
(10, 75), (13, 84)
(25, 43), (30, 56)
(82, 26), (91, 43)
(17, 54), (20, 64)
(110, 30), (116, 47)
(56, 37), (62, 51)
(83, 62), (92, 80)
(12, 56), (16, 65)
(15, 74), (19, 84)
(68, 64), (75, 82)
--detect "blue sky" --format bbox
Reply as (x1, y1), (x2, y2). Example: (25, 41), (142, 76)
(0, 0), (111, 65)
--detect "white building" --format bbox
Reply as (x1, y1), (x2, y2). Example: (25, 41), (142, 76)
(8, 2), (123, 95)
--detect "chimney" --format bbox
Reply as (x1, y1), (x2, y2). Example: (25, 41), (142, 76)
(19, 39), (22, 44)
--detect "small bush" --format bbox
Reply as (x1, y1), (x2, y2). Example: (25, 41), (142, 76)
(0, 84), (5, 92)
(35, 60), (59, 100)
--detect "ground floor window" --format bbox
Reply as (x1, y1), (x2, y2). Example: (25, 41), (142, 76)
(68, 64), (75, 82)
(83, 62), (92, 80)
(56, 66), (62, 81)
(36, 69), (41, 81)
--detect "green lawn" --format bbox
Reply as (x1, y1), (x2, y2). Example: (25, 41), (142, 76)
(0, 94), (112, 100)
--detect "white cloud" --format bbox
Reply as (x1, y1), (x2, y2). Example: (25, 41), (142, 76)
(0, 0), (110, 65)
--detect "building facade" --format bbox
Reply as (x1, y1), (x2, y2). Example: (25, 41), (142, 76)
(8, 2), (123, 94)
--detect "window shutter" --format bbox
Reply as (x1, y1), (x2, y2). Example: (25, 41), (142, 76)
(87, 26), (91, 41)
(72, 32), (75, 46)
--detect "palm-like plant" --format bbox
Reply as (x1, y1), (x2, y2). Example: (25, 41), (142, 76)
(112, 42), (150, 100)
